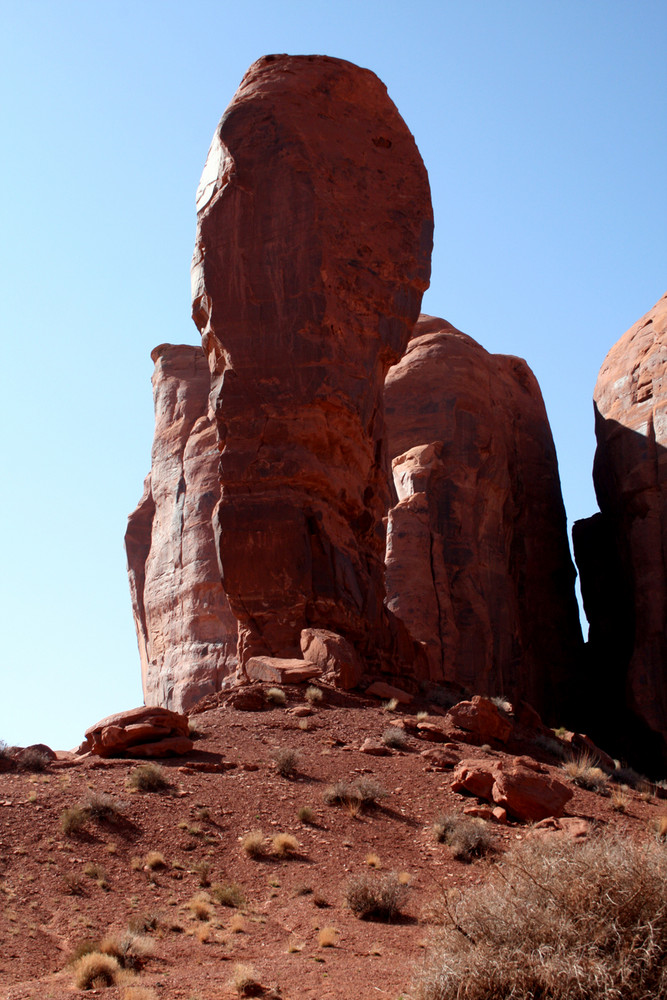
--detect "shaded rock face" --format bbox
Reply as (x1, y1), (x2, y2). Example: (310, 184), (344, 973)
(125, 345), (238, 713)
(574, 292), (667, 771)
(384, 316), (583, 723)
(191, 55), (433, 672)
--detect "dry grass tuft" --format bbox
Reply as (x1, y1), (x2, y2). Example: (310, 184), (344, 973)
(61, 804), (88, 836)
(415, 831), (667, 1000)
(272, 832), (299, 857)
(211, 881), (244, 907)
(229, 912), (246, 933)
(99, 930), (153, 971)
(186, 894), (214, 921)
(242, 830), (266, 858)
(433, 813), (493, 863)
(345, 872), (408, 921)
(128, 763), (170, 793)
(382, 726), (409, 749)
(72, 951), (120, 989)
(231, 962), (263, 996)
(382, 697), (399, 713)
(318, 926), (338, 947)
(143, 850), (166, 870)
(265, 687), (286, 705)
(305, 685), (323, 704)
(562, 753), (609, 794)
(297, 805), (315, 824)
(366, 852), (381, 868)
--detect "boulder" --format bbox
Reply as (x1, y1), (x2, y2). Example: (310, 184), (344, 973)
(191, 54), (432, 675)
(384, 316), (583, 724)
(416, 722), (449, 742)
(300, 628), (363, 690)
(85, 706), (192, 758)
(359, 739), (393, 756)
(245, 656), (321, 685)
(125, 344), (239, 712)
(420, 748), (459, 770)
(446, 696), (513, 744)
(451, 755), (573, 822)
(491, 757), (573, 822)
(573, 292), (667, 772)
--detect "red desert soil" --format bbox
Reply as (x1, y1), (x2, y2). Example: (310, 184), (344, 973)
(1, 689), (665, 999)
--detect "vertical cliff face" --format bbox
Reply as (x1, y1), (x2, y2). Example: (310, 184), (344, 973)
(384, 316), (583, 722)
(574, 292), (667, 770)
(125, 344), (238, 712)
(190, 54), (433, 672)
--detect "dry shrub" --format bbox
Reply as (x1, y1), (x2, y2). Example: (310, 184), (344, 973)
(72, 951), (120, 989)
(83, 862), (108, 889)
(229, 912), (246, 933)
(562, 753), (609, 794)
(345, 872), (408, 920)
(242, 830), (266, 858)
(18, 747), (50, 772)
(99, 930), (153, 970)
(61, 804), (88, 836)
(265, 687), (286, 705)
(305, 685), (323, 704)
(186, 894), (214, 921)
(415, 832), (667, 1000)
(366, 852), (381, 868)
(272, 832), (298, 857)
(128, 763), (170, 793)
(211, 881), (244, 907)
(610, 786), (630, 813)
(297, 805), (315, 824)
(433, 813), (493, 862)
(323, 777), (388, 812)
(85, 792), (124, 823)
(143, 850), (166, 870)
(231, 962), (263, 996)
(273, 747), (299, 778)
(318, 926), (338, 947)
(382, 726), (408, 749)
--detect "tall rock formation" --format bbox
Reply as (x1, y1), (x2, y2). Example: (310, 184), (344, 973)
(573, 292), (667, 771)
(384, 316), (583, 723)
(125, 344), (238, 712)
(190, 55), (433, 672)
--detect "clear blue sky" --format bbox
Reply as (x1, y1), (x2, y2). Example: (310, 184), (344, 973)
(1, 1), (665, 750)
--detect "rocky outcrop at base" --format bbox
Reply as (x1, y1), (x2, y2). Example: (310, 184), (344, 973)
(83, 706), (193, 758)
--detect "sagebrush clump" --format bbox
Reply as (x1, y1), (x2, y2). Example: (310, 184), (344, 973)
(433, 813), (493, 862)
(345, 872), (408, 920)
(415, 831), (667, 1000)
(128, 763), (170, 793)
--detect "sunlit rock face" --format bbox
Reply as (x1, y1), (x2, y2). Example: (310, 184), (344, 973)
(191, 54), (433, 675)
(125, 344), (238, 712)
(384, 315), (583, 723)
(574, 292), (667, 771)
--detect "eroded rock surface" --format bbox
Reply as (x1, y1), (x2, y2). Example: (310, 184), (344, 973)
(83, 706), (193, 758)
(574, 292), (667, 770)
(125, 345), (238, 713)
(191, 54), (432, 674)
(384, 316), (583, 723)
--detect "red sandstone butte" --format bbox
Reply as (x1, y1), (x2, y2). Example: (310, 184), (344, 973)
(191, 55), (433, 672)
(384, 316), (583, 724)
(574, 292), (667, 771)
(125, 344), (238, 713)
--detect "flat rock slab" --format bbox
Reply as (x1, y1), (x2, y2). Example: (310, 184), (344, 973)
(246, 656), (321, 685)
(365, 681), (413, 704)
